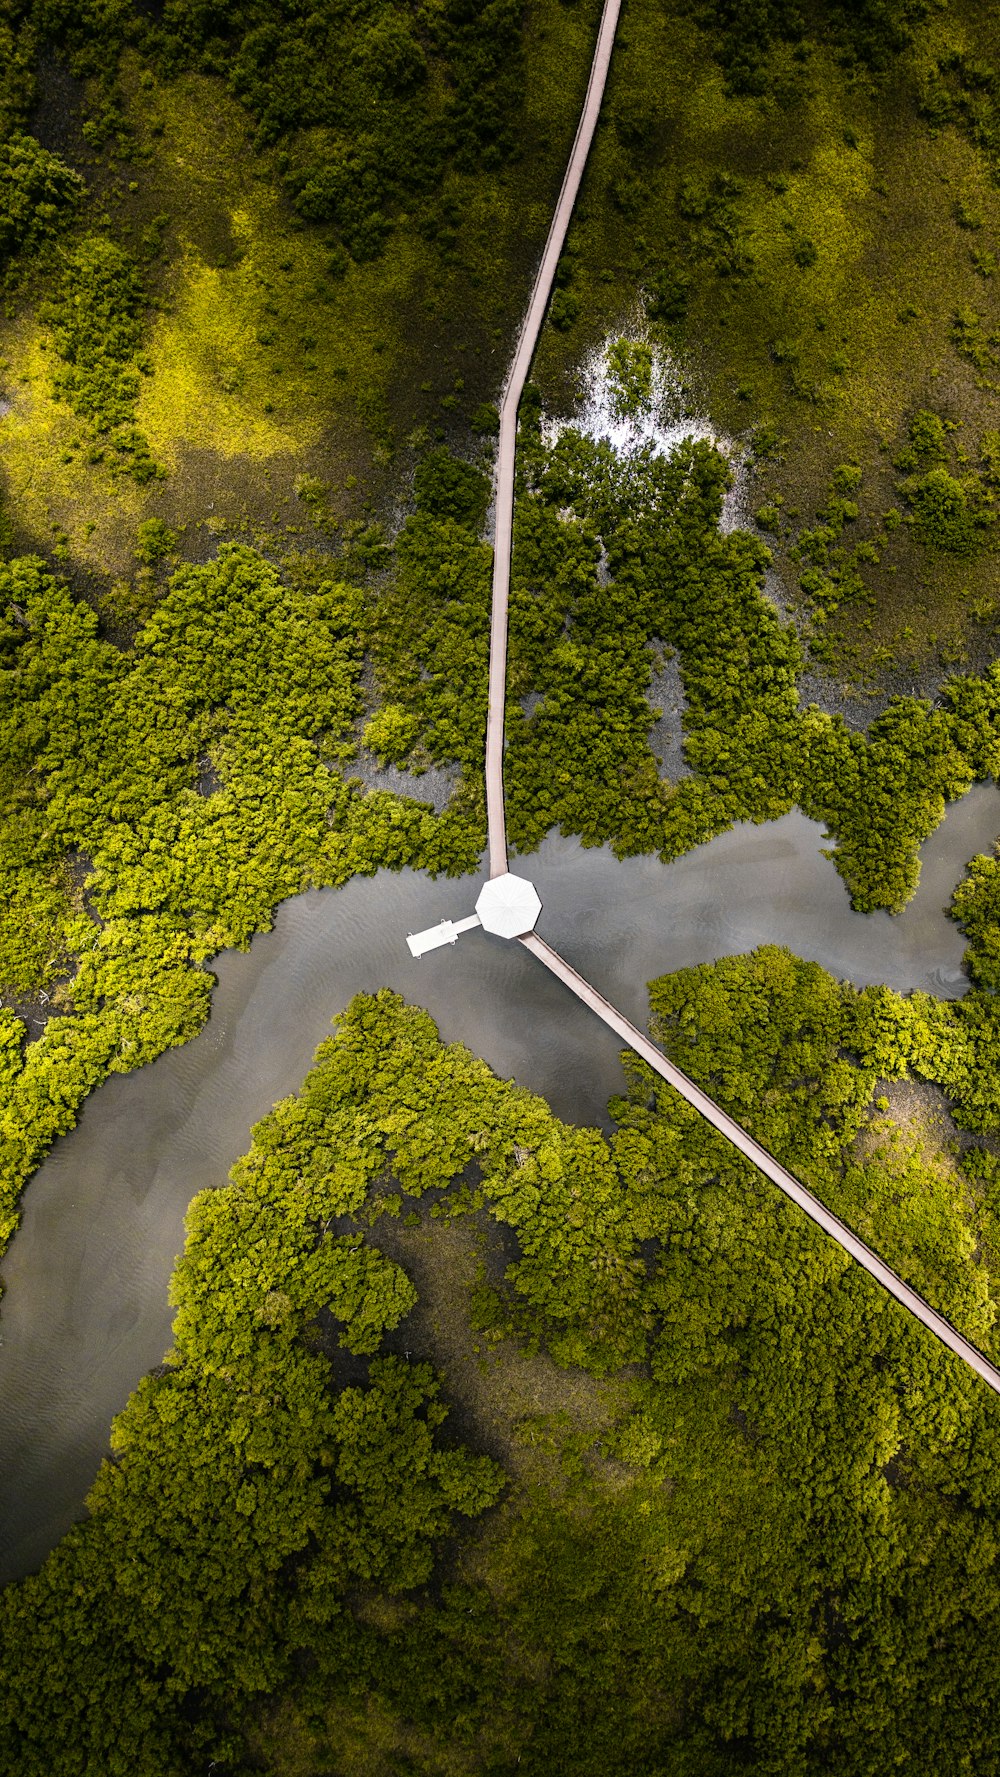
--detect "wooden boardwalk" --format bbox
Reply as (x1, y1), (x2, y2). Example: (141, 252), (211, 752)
(480, 0), (1000, 1395)
(485, 0), (623, 878)
(521, 935), (1000, 1394)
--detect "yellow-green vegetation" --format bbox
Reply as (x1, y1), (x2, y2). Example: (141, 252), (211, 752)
(0, 543), (480, 1256)
(7, 978), (1000, 1772)
(5, 1), (1000, 678)
(0, 0), (603, 579)
(129, 63), (398, 471)
(378, 419), (997, 913)
(0, 318), (154, 576)
(9, 411), (1000, 1270)
(530, 0), (1000, 682)
(47, 234), (162, 482)
(10, 7), (1000, 1772)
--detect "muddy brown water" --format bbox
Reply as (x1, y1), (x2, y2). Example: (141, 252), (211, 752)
(2, 787), (1000, 1583)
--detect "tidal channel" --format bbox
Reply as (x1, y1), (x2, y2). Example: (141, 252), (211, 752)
(3, 786), (1000, 1582)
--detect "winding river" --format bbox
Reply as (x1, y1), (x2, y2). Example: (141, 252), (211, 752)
(2, 787), (1000, 1583)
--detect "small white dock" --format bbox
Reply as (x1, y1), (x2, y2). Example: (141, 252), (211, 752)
(407, 914), (481, 959)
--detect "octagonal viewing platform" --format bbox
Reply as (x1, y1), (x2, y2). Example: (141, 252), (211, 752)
(406, 872), (541, 959)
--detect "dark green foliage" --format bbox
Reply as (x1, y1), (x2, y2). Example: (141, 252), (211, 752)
(45, 236), (161, 483)
(647, 947), (997, 1334)
(504, 424), (981, 906)
(0, 1005), (503, 1772)
(802, 690), (975, 911)
(951, 304), (1000, 389)
(690, 0), (932, 95)
(900, 406), (952, 464)
(0, 0), (528, 271)
(0, 12), (40, 139)
(903, 465), (992, 554)
(369, 505), (492, 790)
(920, 43), (1000, 174)
(26, 0), (134, 79)
(368, 418), (999, 919)
(0, 545), (480, 1252)
(889, 410), (995, 555)
(147, 0), (524, 262)
(8, 983), (1000, 1772)
(953, 848), (1000, 993)
(645, 260), (690, 324)
(0, 133), (84, 268)
(413, 446), (490, 531)
(505, 437), (707, 854)
(606, 338), (654, 418)
(685, 0), (806, 96)
(470, 399), (500, 436)
(548, 284), (581, 329)
(288, 144), (392, 261)
(675, 170), (754, 280)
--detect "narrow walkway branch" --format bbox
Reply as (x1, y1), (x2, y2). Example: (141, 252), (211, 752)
(486, 0), (623, 878)
(521, 934), (1000, 1395)
(477, 0), (1000, 1395)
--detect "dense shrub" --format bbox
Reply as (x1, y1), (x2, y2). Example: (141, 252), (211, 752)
(149, 0), (525, 262)
(45, 236), (161, 482)
(366, 418), (1000, 919)
(5, 982), (1000, 1771)
(0, 134), (84, 267)
(0, 1006), (503, 1771)
(413, 446), (490, 530)
(902, 465), (992, 554)
(689, 0), (934, 94)
(0, 546), (480, 1254)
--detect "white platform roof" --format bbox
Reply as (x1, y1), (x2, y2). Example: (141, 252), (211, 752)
(475, 872), (541, 940)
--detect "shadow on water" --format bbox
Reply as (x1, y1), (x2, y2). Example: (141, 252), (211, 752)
(2, 785), (1000, 1582)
